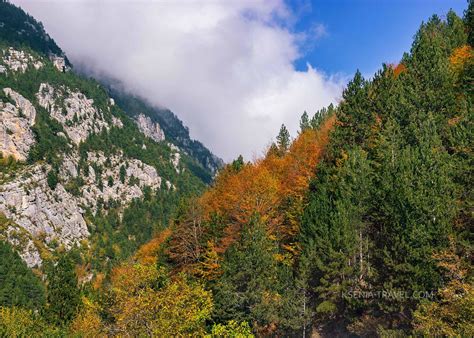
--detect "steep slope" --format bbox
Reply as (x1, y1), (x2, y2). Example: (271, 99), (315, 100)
(0, 0), (65, 61)
(100, 79), (224, 181)
(0, 1), (212, 271)
(0, 2), (472, 337)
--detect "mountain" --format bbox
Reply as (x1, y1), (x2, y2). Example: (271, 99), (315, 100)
(97, 76), (224, 179)
(0, 0), (218, 273)
(0, 0), (473, 337)
(0, 0), (66, 61)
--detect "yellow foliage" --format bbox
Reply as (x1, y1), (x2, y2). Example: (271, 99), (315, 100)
(413, 281), (474, 336)
(207, 320), (254, 337)
(109, 263), (213, 336)
(195, 241), (222, 280)
(69, 297), (104, 337)
(413, 240), (474, 336)
(0, 307), (35, 337)
(92, 273), (105, 291)
(0, 307), (58, 337)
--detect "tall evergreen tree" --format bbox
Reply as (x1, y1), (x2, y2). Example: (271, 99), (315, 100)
(0, 240), (45, 310)
(301, 147), (373, 321)
(46, 254), (81, 326)
(276, 124), (290, 154)
(299, 111), (310, 132)
(213, 217), (282, 330)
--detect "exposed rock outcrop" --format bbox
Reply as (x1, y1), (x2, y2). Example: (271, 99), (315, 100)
(169, 143), (181, 173)
(0, 149), (164, 267)
(0, 164), (89, 267)
(135, 113), (165, 142)
(0, 88), (36, 160)
(74, 151), (162, 210)
(1, 47), (43, 73)
(50, 55), (67, 72)
(36, 83), (119, 144)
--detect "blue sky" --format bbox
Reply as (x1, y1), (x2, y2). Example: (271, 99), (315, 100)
(289, 0), (468, 77)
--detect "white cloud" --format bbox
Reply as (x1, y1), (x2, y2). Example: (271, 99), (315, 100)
(13, 0), (343, 161)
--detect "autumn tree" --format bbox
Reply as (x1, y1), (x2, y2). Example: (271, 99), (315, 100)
(109, 263), (213, 336)
(413, 239), (473, 336)
(167, 198), (206, 269)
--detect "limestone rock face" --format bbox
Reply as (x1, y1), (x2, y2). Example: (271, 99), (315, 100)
(0, 88), (36, 161)
(75, 151), (162, 211)
(0, 165), (89, 267)
(169, 143), (181, 173)
(36, 83), (118, 144)
(1, 47), (43, 73)
(0, 61), (178, 268)
(112, 116), (123, 128)
(50, 55), (67, 72)
(0, 149), (164, 267)
(135, 113), (165, 142)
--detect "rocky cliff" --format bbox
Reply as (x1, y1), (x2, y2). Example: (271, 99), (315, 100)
(0, 44), (207, 268)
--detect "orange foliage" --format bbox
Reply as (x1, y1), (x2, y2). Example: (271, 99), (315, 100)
(145, 112), (336, 275)
(449, 45), (473, 73)
(194, 240), (222, 280)
(134, 228), (172, 265)
(69, 297), (104, 337)
(271, 114), (335, 198)
(75, 263), (91, 285)
(200, 114), (336, 255)
(92, 273), (105, 291)
(201, 163), (280, 253)
(392, 63), (407, 77)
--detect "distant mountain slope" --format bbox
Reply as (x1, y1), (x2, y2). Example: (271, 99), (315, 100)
(0, 0), (66, 61)
(99, 78), (224, 177)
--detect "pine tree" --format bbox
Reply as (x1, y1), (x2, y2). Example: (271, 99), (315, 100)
(231, 155), (244, 172)
(213, 217), (282, 331)
(276, 124), (290, 155)
(300, 147), (373, 321)
(299, 111), (310, 132)
(0, 240), (45, 310)
(371, 115), (457, 314)
(46, 254), (81, 326)
(335, 70), (372, 147)
(119, 165), (126, 184)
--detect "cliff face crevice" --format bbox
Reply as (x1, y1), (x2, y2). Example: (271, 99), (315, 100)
(0, 148), (168, 267)
(0, 88), (36, 161)
(0, 164), (89, 267)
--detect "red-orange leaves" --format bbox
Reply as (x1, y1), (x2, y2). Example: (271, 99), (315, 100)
(134, 228), (172, 265)
(202, 165), (279, 225)
(202, 164), (280, 253)
(167, 111), (336, 273)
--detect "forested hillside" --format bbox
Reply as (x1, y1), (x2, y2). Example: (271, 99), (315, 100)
(0, 1), (473, 337)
